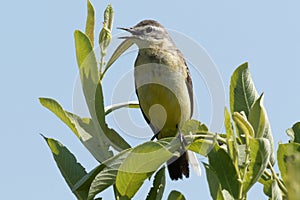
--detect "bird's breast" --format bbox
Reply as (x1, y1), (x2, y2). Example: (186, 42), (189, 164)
(134, 54), (191, 138)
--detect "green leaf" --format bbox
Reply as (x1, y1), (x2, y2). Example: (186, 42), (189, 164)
(66, 113), (113, 162)
(116, 141), (173, 199)
(203, 163), (226, 200)
(232, 112), (254, 139)
(292, 122), (300, 143)
(248, 93), (275, 165)
(286, 122), (300, 143)
(208, 144), (240, 199)
(75, 30), (130, 152)
(248, 94), (266, 138)
(73, 149), (132, 200)
(113, 184), (127, 200)
(167, 190), (186, 200)
(74, 30), (98, 114)
(182, 120), (213, 156)
(242, 138), (271, 193)
(187, 136), (215, 156)
(101, 39), (134, 80)
(85, 0), (95, 45)
(146, 166), (166, 200)
(39, 98), (80, 138)
(74, 30), (99, 128)
(277, 143), (300, 200)
(181, 119), (208, 134)
(230, 62), (258, 117)
(42, 136), (88, 200)
(40, 97), (113, 162)
(94, 81), (131, 151)
(87, 150), (132, 200)
(224, 108), (239, 171)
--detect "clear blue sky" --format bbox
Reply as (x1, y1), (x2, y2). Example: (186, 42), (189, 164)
(1, 0), (300, 199)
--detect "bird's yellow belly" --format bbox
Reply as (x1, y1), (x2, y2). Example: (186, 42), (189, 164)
(135, 63), (191, 138)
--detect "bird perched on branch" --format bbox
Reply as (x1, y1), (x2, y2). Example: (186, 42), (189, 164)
(119, 20), (194, 180)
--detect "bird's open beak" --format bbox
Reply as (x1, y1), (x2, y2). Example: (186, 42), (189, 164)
(117, 27), (140, 39)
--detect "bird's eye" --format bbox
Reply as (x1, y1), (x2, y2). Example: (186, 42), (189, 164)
(145, 26), (153, 33)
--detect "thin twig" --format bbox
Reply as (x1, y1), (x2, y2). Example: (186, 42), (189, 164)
(268, 162), (288, 195)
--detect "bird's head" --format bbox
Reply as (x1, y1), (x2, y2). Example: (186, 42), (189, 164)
(118, 20), (174, 49)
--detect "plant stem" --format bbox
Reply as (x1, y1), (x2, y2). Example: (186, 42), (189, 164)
(100, 52), (105, 76)
(268, 162), (288, 195)
(238, 135), (251, 199)
(100, 63), (109, 80)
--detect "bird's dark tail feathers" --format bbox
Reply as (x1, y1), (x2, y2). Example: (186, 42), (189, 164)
(167, 151), (189, 180)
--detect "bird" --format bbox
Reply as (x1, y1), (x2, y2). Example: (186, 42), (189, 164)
(119, 20), (193, 180)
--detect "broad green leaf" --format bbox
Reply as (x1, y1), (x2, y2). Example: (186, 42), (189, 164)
(187, 137), (215, 156)
(101, 39), (134, 80)
(39, 97), (80, 138)
(73, 165), (105, 194)
(292, 122), (300, 143)
(230, 62), (258, 117)
(277, 143), (300, 200)
(286, 122), (300, 143)
(203, 163), (225, 200)
(224, 108), (239, 171)
(74, 30), (99, 122)
(113, 184), (127, 200)
(75, 30), (130, 152)
(42, 136), (88, 200)
(182, 120), (212, 156)
(74, 30), (99, 121)
(271, 180), (283, 200)
(248, 93), (275, 165)
(85, 0), (95, 45)
(105, 101), (139, 115)
(87, 150), (132, 200)
(40, 97), (112, 161)
(242, 138), (271, 193)
(73, 149), (132, 200)
(167, 190), (186, 200)
(156, 137), (182, 152)
(146, 167), (166, 200)
(208, 144), (240, 199)
(66, 112), (113, 162)
(116, 141), (173, 198)
(74, 30), (98, 87)
(181, 119), (208, 134)
(248, 94), (266, 138)
(94, 81), (131, 151)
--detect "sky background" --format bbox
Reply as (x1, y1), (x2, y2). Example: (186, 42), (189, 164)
(1, 0), (300, 199)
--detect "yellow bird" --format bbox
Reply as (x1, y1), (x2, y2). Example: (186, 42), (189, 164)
(120, 20), (193, 180)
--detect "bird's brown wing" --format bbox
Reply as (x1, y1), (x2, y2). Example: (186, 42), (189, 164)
(179, 50), (193, 118)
